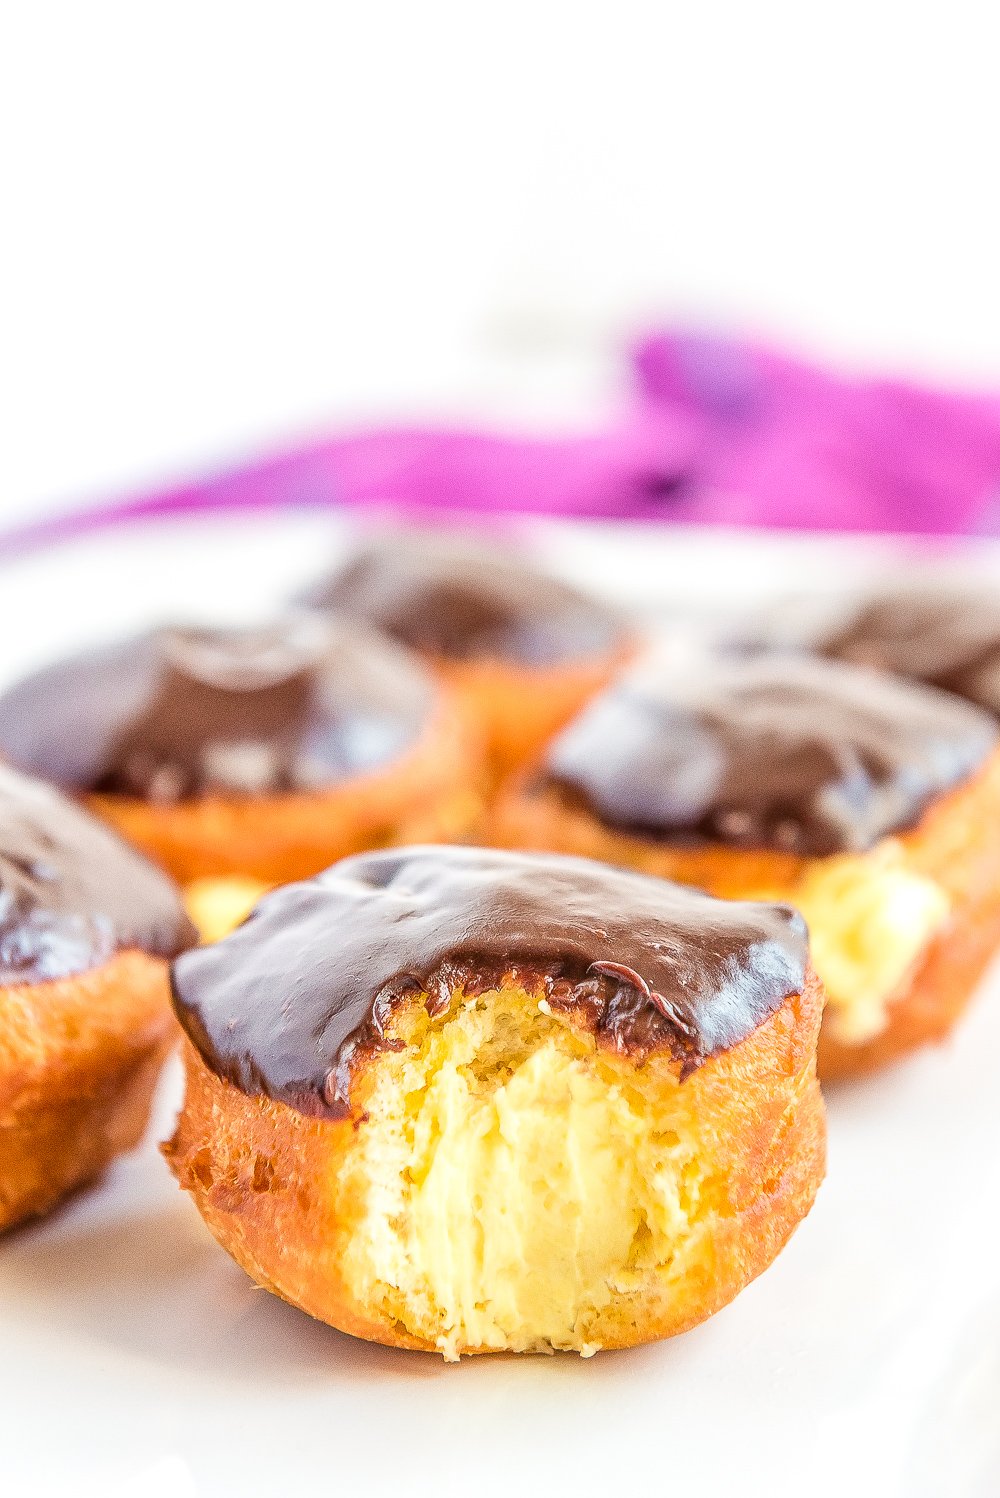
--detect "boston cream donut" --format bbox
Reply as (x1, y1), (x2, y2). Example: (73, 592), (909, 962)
(812, 581), (1000, 717)
(167, 845), (824, 1358)
(0, 615), (482, 910)
(492, 652), (1000, 1078)
(0, 765), (194, 1231)
(301, 532), (634, 777)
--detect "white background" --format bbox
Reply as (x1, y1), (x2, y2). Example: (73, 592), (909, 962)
(2, 1), (1000, 529)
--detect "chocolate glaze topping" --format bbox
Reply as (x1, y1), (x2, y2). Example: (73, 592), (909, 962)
(0, 765), (194, 983)
(301, 532), (628, 666)
(0, 616), (434, 802)
(814, 584), (1000, 720)
(171, 844), (808, 1117)
(543, 650), (998, 856)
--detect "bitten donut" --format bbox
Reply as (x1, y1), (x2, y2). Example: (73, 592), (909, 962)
(167, 845), (824, 1358)
(0, 765), (194, 1232)
(492, 651), (1000, 1078)
(0, 615), (483, 902)
(300, 531), (635, 777)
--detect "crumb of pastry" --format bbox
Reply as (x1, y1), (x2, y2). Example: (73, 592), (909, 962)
(335, 983), (719, 1360)
(185, 876), (270, 944)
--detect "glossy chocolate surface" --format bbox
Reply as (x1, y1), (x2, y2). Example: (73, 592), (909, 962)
(172, 844), (808, 1116)
(302, 532), (628, 666)
(0, 616), (434, 802)
(543, 650), (997, 856)
(0, 765), (194, 983)
(815, 584), (1000, 719)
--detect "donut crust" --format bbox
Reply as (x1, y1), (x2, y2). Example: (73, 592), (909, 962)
(86, 698), (483, 884)
(492, 749), (1000, 1078)
(439, 647), (631, 780)
(0, 950), (175, 1232)
(167, 969), (824, 1357)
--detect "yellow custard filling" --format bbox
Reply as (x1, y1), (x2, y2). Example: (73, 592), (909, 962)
(336, 984), (718, 1360)
(767, 842), (949, 1044)
(184, 876), (271, 944)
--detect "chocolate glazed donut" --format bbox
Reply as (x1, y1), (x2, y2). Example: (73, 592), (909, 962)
(0, 615), (484, 889)
(167, 846), (825, 1358)
(814, 582), (1000, 720)
(492, 649), (1000, 1076)
(0, 765), (194, 1231)
(301, 532), (637, 777)
(540, 651), (997, 854)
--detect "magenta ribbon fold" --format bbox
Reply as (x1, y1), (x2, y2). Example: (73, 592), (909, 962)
(5, 331), (1000, 555)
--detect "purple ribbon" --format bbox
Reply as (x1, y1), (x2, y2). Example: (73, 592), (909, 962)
(4, 330), (999, 555)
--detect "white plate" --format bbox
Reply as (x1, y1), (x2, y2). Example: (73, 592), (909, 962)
(2, 514), (1000, 1498)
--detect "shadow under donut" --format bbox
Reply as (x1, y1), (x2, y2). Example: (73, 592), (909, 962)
(0, 1197), (445, 1386)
